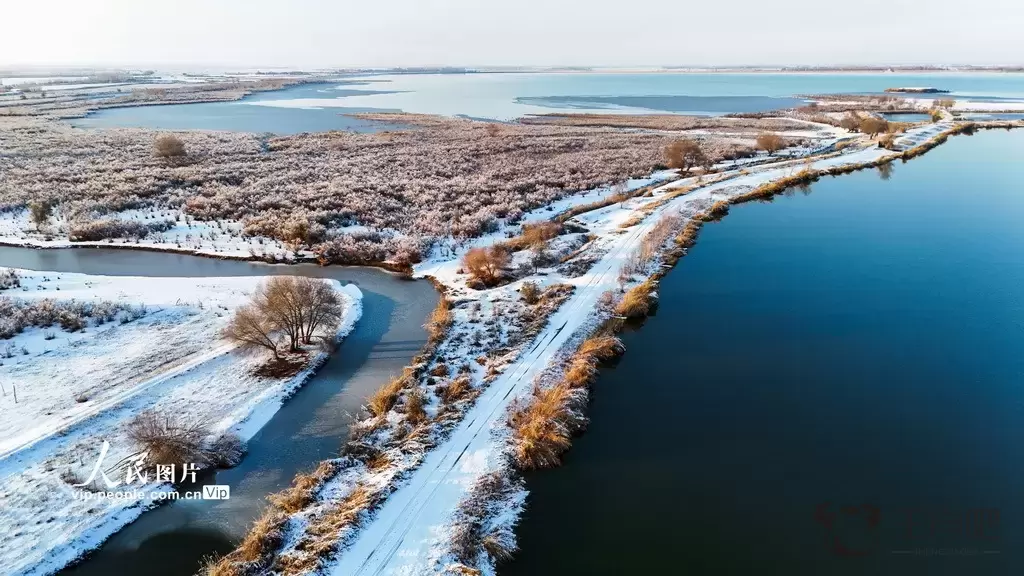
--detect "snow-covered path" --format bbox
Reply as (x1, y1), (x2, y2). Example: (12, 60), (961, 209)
(332, 186), (666, 576)
(326, 128), (922, 575)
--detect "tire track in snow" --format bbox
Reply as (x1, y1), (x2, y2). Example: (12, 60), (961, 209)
(334, 195), (670, 576)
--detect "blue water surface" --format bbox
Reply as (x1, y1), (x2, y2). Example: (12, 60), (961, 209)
(505, 129), (1024, 576)
(72, 72), (1024, 130)
(71, 83), (403, 135)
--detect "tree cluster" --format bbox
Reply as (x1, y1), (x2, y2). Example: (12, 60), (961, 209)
(223, 276), (344, 361)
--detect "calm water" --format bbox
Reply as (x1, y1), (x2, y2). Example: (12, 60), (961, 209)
(71, 82), (405, 135)
(883, 112), (933, 122)
(0, 248), (437, 575)
(331, 72), (1024, 120)
(73, 72), (1024, 130)
(505, 129), (1024, 576)
(962, 112), (1024, 121)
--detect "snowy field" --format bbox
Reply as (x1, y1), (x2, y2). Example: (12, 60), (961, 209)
(0, 269), (362, 575)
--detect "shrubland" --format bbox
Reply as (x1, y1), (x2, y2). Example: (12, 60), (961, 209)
(1, 114), (677, 257)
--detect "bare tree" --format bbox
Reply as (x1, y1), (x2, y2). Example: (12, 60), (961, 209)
(223, 303), (280, 359)
(154, 135), (187, 160)
(295, 277), (343, 344)
(664, 138), (709, 173)
(227, 277), (345, 357)
(255, 277), (305, 352)
(756, 132), (786, 155)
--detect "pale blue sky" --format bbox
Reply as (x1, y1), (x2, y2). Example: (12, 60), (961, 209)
(2, 0), (1020, 68)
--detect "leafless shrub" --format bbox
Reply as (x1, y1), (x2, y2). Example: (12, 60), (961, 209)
(125, 410), (212, 470)
(154, 134), (186, 159)
(519, 281), (540, 304)
(522, 113), (809, 132)
(0, 269), (20, 291)
(69, 218), (173, 242)
(859, 116), (890, 137)
(0, 296), (135, 339)
(28, 200), (53, 229)
(664, 138), (709, 173)
(463, 246), (509, 287)
(756, 132), (786, 155)
(840, 112), (862, 131)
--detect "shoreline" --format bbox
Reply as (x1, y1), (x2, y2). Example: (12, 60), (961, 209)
(200, 120), (1021, 576)
(475, 120), (1024, 573)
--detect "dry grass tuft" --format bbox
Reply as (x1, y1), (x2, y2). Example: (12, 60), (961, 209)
(405, 387), (428, 424)
(614, 281), (656, 319)
(426, 296), (452, 347)
(273, 484), (377, 575)
(267, 460), (338, 514)
(439, 374), (475, 405)
(203, 510), (288, 575)
(367, 374), (407, 417)
(577, 335), (625, 361)
(563, 356), (598, 389)
(503, 221), (562, 251)
(509, 383), (576, 469)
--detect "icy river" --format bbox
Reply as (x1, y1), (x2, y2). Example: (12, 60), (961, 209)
(0, 246), (437, 575)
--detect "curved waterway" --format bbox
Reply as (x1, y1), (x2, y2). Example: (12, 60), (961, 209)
(0, 247), (438, 575)
(505, 129), (1024, 576)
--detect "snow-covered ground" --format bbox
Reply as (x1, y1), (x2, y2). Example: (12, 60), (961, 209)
(910, 97), (1024, 112)
(0, 269), (362, 576)
(0, 208), (295, 259)
(0, 119), (975, 576)
(300, 122), (953, 576)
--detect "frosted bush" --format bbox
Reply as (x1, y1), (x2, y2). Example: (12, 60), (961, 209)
(0, 296), (139, 339)
(1, 114), (675, 257)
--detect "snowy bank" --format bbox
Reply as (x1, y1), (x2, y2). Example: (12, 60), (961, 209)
(0, 269), (361, 576)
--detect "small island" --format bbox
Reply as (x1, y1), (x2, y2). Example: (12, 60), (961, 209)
(884, 87), (951, 94)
